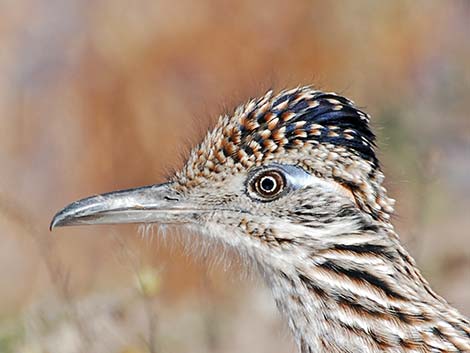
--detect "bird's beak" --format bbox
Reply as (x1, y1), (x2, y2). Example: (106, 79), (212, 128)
(50, 182), (201, 230)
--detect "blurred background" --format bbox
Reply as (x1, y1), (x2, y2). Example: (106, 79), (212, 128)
(1, 1), (469, 352)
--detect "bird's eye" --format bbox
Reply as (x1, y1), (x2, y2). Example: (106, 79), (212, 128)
(250, 169), (286, 200)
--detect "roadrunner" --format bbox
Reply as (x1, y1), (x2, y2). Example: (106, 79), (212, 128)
(51, 87), (470, 352)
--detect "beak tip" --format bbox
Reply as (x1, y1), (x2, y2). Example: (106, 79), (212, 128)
(50, 212), (64, 231)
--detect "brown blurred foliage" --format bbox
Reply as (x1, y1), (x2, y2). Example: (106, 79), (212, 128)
(1, 1), (469, 352)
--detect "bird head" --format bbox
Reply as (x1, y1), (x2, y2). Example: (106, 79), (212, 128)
(51, 87), (395, 267)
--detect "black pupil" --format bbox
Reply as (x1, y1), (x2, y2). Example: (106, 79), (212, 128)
(260, 177), (276, 192)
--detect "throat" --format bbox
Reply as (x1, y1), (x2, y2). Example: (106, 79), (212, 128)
(260, 230), (468, 353)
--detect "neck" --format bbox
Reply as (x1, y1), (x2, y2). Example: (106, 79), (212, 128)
(261, 225), (470, 353)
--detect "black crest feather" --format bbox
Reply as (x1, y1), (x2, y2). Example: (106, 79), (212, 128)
(237, 87), (378, 167)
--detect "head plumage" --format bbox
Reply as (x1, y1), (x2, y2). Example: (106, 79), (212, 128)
(175, 86), (394, 222)
(232, 86), (378, 167)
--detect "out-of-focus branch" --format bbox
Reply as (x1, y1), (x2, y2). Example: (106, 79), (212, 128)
(0, 193), (92, 353)
(113, 232), (160, 353)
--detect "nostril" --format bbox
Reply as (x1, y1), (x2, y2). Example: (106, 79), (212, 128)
(163, 195), (179, 201)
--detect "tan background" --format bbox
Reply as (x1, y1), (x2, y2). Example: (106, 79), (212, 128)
(1, 1), (469, 352)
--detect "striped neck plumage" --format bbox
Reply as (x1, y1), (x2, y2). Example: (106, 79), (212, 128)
(261, 224), (470, 353)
